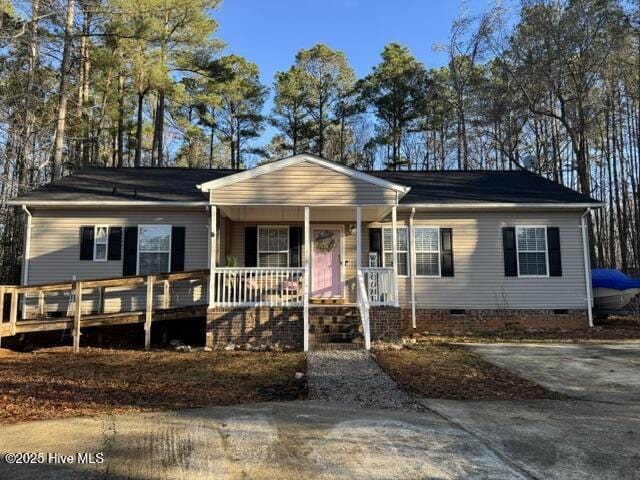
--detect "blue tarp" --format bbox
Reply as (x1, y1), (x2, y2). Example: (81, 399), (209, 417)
(592, 269), (640, 291)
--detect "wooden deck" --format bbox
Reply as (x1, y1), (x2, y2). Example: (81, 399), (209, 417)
(0, 270), (210, 352)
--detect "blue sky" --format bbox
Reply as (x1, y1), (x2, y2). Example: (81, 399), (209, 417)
(214, 0), (497, 145)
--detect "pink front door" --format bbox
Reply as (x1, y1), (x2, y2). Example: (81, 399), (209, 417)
(311, 228), (343, 298)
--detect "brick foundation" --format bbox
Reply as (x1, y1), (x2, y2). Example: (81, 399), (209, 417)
(370, 306), (402, 341)
(402, 309), (589, 334)
(207, 307), (303, 349)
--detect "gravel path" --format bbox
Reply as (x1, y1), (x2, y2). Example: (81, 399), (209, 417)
(307, 350), (424, 411)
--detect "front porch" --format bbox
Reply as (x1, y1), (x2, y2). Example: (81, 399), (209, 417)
(208, 205), (403, 350)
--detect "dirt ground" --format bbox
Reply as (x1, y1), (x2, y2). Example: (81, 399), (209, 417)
(374, 344), (562, 400)
(0, 347), (306, 425)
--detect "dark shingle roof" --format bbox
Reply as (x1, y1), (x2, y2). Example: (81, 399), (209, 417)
(11, 167), (599, 205)
(368, 170), (598, 204)
(12, 167), (239, 203)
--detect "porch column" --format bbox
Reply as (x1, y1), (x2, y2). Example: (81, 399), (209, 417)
(356, 206), (362, 302)
(209, 205), (217, 307)
(356, 207), (362, 271)
(391, 205), (400, 307)
(303, 206), (310, 351)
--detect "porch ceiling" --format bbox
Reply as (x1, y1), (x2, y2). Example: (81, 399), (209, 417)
(218, 205), (391, 222)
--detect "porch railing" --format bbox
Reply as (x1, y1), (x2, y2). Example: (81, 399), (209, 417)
(356, 270), (371, 350)
(360, 267), (396, 306)
(211, 268), (305, 307)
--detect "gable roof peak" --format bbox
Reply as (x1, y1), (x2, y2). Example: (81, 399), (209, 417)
(197, 153), (411, 195)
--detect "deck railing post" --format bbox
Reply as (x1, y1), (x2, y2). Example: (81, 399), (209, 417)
(163, 279), (170, 309)
(97, 286), (105, 315)
(10, 287), (18, 336)
(73, 281), (83, 353)
(145, 275), (154, 350)
(38, 290), (45, 319)
(0, 286), (4, 346)
(0, 286), (5, 324)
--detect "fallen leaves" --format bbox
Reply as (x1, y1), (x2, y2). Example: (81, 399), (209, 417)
(0, 347), (306, 425)
(375, 344), (563, 401)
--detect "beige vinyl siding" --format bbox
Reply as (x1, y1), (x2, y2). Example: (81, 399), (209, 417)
(211, 161), (397, 205)
(367, 211), (588, 310)
(25, 208), (210, 314)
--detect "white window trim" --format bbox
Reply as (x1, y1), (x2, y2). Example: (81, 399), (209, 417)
(515, 225), (550, 278)
(257, 225), (290, 268)
(136, 224), (172, 275)
(382, 226), (409, 277)
(413, 226), (441, 278)
(93, 225), (109, 262)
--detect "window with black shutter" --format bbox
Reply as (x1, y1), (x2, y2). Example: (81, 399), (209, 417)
(502, 227), (518, 277)
(440, 228), (454, 277)
(244, 226), (258, 267)
(170, 226), (186, 272)
(368, 228), (382, 267)
(80, 226), (94, 260)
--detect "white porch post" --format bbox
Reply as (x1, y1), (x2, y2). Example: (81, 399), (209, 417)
(303, 206), (310, 351)
(391, 206), (400, 306)
(356, 206), (362, 300)
(209, 205), (217, 307)
(356, 207), (362, 271)
(409, 208), (416, 328)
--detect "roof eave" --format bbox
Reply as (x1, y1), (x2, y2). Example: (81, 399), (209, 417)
(398, 202), (604, 210)
(7, 200), (209, 207)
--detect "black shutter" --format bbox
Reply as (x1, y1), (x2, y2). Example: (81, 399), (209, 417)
(369, 228), (382, 267)
(170, 226), (186, 272)
(547, 227), (562, 277)
(80, 226), (94, 260)
(503, 227), (518, 277)
(440, 228), (454, 277)
(289, 226), (303, 267)
(123, 227), (138, 276)
(107, 227), (122, 261)
(244, 226), (258, 267)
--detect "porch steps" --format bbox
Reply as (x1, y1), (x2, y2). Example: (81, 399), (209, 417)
(308, 306), (364, 350)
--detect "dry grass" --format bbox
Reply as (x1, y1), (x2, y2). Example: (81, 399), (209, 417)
(406, 316), (640, 345)
(375, 344), (562, 401)
(0, 347), (306, 425)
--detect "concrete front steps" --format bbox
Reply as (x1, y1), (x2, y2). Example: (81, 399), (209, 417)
(308, 306), (364, 350)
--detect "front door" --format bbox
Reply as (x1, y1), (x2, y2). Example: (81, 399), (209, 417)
(311, 227), (343, 298)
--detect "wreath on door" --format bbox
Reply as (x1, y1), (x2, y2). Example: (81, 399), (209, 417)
(314, 230), (336, 253)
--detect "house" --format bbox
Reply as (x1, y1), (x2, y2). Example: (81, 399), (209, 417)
(7, 153), (602, 350)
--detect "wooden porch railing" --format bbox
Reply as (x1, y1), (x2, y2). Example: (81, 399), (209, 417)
(0, 270), (209, 352)
(211, 268), (305, 307)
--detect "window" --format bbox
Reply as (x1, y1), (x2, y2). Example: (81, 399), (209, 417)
(138, 225), (171, 274)
(516, 226), (548, 276)
(258, 226), (289, 267)
(93, 226), (108, 261)
(383, 227), (408, 276)
(414, 227), (440, 276)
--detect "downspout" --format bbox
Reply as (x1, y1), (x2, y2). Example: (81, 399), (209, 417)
(21, 205), (32, 286)
(409, 207), (416, 329)
(21, 205), (33, 320)
(581, 208), (593, 327)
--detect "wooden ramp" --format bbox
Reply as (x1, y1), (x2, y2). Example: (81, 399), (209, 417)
(0, 270), (209, 352)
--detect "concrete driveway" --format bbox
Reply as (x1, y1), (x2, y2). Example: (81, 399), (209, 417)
(1, 343), (639, 479)
(422, 342), (640, 480)
(0, 401), (528, 480)
(465, 343), (640, 403)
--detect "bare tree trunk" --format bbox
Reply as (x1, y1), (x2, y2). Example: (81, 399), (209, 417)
(117, 69), (125, 167)
(51, 0), (75, 179)
(134, 90), (146, 167)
